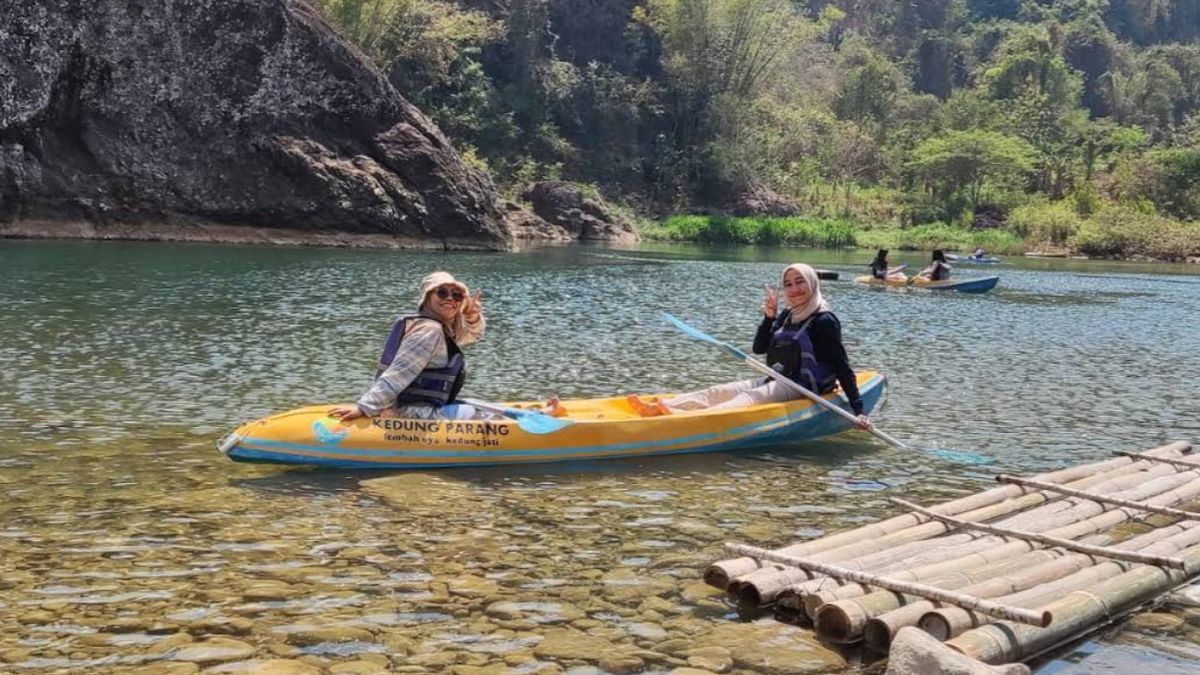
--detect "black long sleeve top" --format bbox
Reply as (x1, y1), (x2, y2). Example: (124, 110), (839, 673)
(869, 260), (888, 279)
(752, 309), (865, 415)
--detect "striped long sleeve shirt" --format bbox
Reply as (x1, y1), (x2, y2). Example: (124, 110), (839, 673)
(356, 312), (485, 415)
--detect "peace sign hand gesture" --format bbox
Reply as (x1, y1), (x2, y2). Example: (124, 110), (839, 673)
(463, 289), (484, 323)
(763, 285), (778, 319)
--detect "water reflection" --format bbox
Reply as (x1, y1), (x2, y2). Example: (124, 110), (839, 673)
(2, 240), (1200, 671)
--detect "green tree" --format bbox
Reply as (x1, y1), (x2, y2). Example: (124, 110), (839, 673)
(1064, 13), (1118, 117)
(907, 130), (1036, 208)
(639, 0), (818, 194)
(979, 26), (1086, 196)
(1143, 148), (1200, 219)
(833, 40), (902, 131)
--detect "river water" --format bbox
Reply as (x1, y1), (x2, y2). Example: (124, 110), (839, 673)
(2, 240), (1199, 674)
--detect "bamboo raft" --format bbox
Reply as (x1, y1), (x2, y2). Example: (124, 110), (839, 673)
(704, 441), (1200, 669)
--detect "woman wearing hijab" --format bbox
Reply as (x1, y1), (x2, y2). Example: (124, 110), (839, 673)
(627, 264), (870, 428)
(328, 271), (496, 421)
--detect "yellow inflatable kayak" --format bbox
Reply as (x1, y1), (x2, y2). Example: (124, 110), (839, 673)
(217, 372), (886, 469)
(855, 275), (999, 294)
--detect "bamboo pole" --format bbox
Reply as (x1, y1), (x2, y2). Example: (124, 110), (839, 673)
(892, 498), (1188, 569)
(814, 548), (1072, 642)
(1115, 450), (1200, 471)
(704, 442), (1190, 589)
(791, 465), (1196, 619)
(864, 553), (1096, 651)
(725, 543), (1051, 628)
(805, 470), (1200, 641)
(865, 520), (1200, 651)
(997, 474), (1200, 519)
(948, 539), (1200, 664)
(919, 519), (1200, 643)
(739, 458), (1186, 607)
(868, 518), (1200, 651)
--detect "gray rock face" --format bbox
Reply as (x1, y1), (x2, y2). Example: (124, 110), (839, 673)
(502, 199), (571, 242)
(0, 0), (511, 249)
(728, 183), (802, 217)
(521, 181), (638, 243)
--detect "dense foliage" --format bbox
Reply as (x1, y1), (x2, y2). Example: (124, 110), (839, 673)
(318, 0), (1200, 258)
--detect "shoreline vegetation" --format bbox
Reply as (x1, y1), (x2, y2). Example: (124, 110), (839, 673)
(308, 0), (1200, 265)
(639, 209), (1200, 262)
(3, 212), (1199, 264)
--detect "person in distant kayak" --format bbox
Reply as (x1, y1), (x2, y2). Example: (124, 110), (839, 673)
(869, 249), (907, 281)
(328, 272), (566, 422)
(627, 263), (870, 429)
(916, 250), (952, 281)
(972, 248), (986, 259)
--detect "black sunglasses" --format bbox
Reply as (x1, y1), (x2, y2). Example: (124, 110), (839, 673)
(435, 287), (465, 302)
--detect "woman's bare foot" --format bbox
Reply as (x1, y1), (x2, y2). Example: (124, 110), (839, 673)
(542, 396), (567, 418)
(626, 393), (669, 417)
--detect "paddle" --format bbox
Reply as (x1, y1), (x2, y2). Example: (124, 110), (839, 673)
(661, 313), (993, 464)
(662, 313), (907, 449)
(458, 397), (573, 435)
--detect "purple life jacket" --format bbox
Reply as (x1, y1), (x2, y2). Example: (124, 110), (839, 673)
(765, 310), (836, 394)
(375, 315), (466, 406)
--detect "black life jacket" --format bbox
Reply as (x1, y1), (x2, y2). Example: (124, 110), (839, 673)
(765, 310), (837, 394)
(869, 260), (888, 279)
(374, 315), (466, 406)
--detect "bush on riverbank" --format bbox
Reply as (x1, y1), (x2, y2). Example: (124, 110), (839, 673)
(1071, 207), (1200, 261)
(1007, 201), (1085, 247)
(641, 215), (1024, 253)
(641, 215), (856, 247)
(856, 223), (1025, 255)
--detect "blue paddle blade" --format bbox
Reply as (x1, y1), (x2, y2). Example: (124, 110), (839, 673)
(459, 398), (573, 435)
(662, 313), (749, 360)
(510, 410), (573, 435)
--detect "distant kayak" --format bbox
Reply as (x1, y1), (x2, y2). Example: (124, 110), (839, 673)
(217, 373), (886, 469)
(947, 254), (1001, 264)
(855, 275), (1000, 294)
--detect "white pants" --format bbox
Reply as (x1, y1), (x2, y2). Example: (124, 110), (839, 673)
(662, 378), (796, 413)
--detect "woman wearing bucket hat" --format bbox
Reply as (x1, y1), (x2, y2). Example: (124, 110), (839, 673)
(627, 263), (870, 429)
(328, 271), (491, 421)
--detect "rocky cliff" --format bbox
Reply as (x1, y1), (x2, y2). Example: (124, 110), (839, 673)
(0, 0), (532, 249)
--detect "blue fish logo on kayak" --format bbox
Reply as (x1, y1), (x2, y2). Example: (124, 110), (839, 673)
(312, 420), (349, 446)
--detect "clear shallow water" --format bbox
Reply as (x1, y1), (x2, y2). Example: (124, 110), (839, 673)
(2, 240), (1199, 673)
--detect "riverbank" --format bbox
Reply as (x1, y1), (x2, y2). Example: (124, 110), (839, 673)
(0, 220), (504, 251)
(639, 213), (1200, 263)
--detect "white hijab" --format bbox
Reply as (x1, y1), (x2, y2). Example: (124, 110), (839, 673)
(782, 263), (830, 323)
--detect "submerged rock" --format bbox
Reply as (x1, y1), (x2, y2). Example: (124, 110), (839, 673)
(1127, 612), (1185, 633)
(701, 621), (846, 675)
(361, 473), (477, 513)
(533, 628), (627, 661)
(204, 659), (322, 674)
(169, 637), (257, 664)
